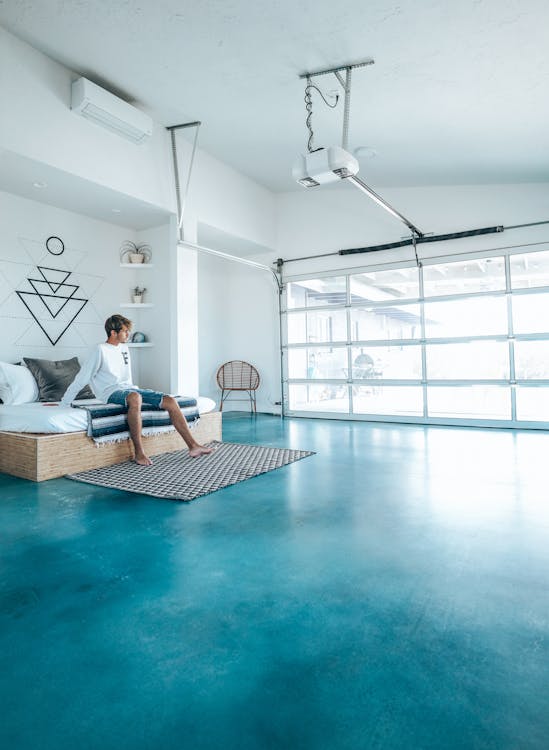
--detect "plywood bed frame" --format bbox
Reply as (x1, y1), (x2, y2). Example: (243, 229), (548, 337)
(0, 411), (222, 482)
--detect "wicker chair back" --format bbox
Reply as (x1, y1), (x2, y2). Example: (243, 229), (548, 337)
(216, 360), (260, 412)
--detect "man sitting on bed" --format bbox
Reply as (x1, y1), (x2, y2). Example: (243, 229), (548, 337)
(59, 313), (213, 465)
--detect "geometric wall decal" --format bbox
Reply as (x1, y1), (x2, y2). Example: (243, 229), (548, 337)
(18, 237), (50, 265)
(36, 265), (72, 293)
(13, 320), (88, 349)
(32, 291), (70, 318)
(67, 271), (106, 300)
(15, 242), (89, 346)
(19, 236), (87, 273)
(16, 291), (88, 345)
(28, 278), (79, 302)
(0, 267), (12, 307)
(1, 235), (107, 353)
(46, 236), (65, 255)
(0, 259), (37, 291)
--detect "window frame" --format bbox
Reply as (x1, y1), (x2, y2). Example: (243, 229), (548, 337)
(281, 245), (549, 428)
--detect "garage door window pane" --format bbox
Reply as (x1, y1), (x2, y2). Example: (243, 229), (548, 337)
(287, 277), (347, 309)
(350, 267), (419, 302)
(515, 386), (549, 421)
(512, 292), (549, 334)
(514, 340), (549, 379)
(426, 341), (509, 379)
(423, 257), (505, 297)
(287, 309), (347, 344)
(288, 347), (347, 380)
(353, 386), (423, 416)
(424, 296), (507, 338)
(351, 304), (421, 341)
(427, 386), (510, 419)
(510, 250), (549, 289)
(351, 346), (422, 380)
(289, 384), (349, 412)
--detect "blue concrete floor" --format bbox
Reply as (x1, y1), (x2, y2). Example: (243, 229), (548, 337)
(1, 414), (549, 750)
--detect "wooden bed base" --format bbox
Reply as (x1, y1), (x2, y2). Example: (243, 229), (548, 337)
(0, 411), (222, 482)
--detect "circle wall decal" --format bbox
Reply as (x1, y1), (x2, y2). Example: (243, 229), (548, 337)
(46, 236), (65, 255)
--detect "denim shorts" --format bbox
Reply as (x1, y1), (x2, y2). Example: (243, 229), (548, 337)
(107, 388), (164, 409)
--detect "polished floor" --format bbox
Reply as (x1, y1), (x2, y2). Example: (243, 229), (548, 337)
(1, 414), (549, 750)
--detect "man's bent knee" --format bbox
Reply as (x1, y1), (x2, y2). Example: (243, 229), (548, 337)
(127, 392), (142, 409)
(162, 395), (177, 410)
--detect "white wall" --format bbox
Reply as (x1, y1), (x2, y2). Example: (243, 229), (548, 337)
(175, 133), (278, 406)
(0, 25), (282, 404)
(175, 243), (200, 398)
(0, 190), (177, 392)
(0, 26), (175, 213)
(130, 221), (174, 393)
(0, 26), (178, 393)
(197, 252), (280, 413)
(0, 191), (128, 367)
(180, 136), (276, 250)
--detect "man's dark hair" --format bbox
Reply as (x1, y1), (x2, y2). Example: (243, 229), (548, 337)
(105, 314), (132, 337)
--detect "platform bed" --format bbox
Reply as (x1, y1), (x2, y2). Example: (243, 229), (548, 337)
(0, 411), (222, 482)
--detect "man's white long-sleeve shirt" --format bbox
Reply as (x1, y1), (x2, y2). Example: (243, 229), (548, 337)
(60, 343), (135, 406)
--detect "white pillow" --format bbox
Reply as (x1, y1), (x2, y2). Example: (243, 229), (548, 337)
(0, 361), (39, 405)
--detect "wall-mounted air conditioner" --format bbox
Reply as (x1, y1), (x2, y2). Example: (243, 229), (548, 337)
(71, 77), (153, 144)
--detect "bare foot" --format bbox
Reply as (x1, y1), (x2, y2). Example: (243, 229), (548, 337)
(188, 444), (214, 458)
(134, 454), (153, 466)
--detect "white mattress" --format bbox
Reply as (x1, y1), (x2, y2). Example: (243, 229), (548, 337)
(0, 397), (216, 434)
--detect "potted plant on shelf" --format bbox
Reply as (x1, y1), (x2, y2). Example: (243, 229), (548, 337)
(120, 240), (152, 264)
(132, 286), (146, 303)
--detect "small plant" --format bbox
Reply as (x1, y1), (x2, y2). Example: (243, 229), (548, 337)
(132, 286), (146, 303)
(120, 241), (152, 264)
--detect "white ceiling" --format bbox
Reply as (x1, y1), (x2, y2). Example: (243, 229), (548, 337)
(1, 0), (548, 194)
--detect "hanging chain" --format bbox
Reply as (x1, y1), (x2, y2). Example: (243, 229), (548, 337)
(342, 67), (352, 151)
(304, 76), (315, 153)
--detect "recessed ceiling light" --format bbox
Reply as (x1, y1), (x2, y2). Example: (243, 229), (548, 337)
(32, 181), (48, 188)
(111, 208), (121, 213)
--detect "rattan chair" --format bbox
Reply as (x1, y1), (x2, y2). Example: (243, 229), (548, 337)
(216, 360), (260, 413)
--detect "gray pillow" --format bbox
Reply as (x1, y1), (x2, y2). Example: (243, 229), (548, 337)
(23, 357), (95, 402)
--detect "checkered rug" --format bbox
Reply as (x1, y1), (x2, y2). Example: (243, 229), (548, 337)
(67, 441), (315, 501)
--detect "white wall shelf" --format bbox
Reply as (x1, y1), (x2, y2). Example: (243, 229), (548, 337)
(120, 303), (154, 308)
(120, 263), (154, 268)
(128, 342), (154, 348)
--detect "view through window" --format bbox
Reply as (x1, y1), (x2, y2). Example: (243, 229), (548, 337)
(283, 247), (549, 426)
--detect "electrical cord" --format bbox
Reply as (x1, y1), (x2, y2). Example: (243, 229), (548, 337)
(304, 76), (339, 153)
